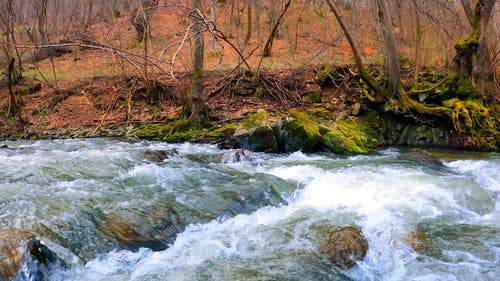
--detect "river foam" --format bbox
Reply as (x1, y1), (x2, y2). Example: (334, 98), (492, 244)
(1, 140), (498, 280)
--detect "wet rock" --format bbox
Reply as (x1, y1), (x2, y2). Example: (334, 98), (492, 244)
(320, 226), (369, 270)
(143, 149), (178, 162)
(405, 229), (430, 254)
(273, 110), (322, 153)
(233, 109), (278, 153)
(0, 228), (57, 280)
(102, 205), (182, 251)
(233, 149), (254, 163)
(403, 148), (443, 167)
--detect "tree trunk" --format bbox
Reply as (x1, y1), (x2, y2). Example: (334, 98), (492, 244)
(459, 0), (474, 25)
(376, 0), (402, 98)
(7, 58), (22, 120)
(412, 0), (422, 84)
(85, 0), (94, 30)
(455, 0), (486, 81)
(262, 0), (291, 57)
(475, 0), (495, 90)
(210, 0), (217, 52)
(324, 0), (384, 99)
(255, 0), (263, 45)
(188, 0), (206, 127)
(456, 0), (495, 92)
(36, 0), (49, 45)
(244, 0), (252, 45)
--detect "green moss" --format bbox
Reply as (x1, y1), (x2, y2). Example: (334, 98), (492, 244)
(274, 110), (322, 152)
(400, 57), (412, 71)
(240, 109), (269, 130)
(450, 99), (498, 151)
(314, 65), (336, 85)
(442, 74), (477, 99)
(234, 110), (278, 153)
(307, 92), (321, 103)
(455, 37), (479, 51)
(203, 123), (238, 141)
(126, 123), (170, 140)
(306, 108), (333, 120)
(321, 120), (377, 155)
(127, 120), (237, 144)
(288, 110), (322, 150)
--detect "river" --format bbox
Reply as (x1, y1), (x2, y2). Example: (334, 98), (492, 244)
(0, 138), (498, 280)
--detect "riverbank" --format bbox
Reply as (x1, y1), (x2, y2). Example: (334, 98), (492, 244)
(1, 65), (499, 153)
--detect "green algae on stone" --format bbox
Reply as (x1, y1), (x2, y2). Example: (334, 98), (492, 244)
(321, 119), (377, 155)
(127, 120), (237, 144)
(273, 110), (322, 153)
(234, 109), (278, 153)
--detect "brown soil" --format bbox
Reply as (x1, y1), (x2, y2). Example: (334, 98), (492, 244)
(0, 65), (357, 139)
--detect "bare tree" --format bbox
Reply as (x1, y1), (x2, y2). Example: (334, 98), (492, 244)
(0, 0), (22, 83)
(324, 0), (383, 97)
(412, 0), (423, 83)
(0, 0), (23, 120)
(244, 0), (252, 45)
(34, 0), (49, 45)
(130, 0), (159, 43)
(262, 0), (292, 57)
(376, 0), (401, 97)
(210, 0), (217, 52)
(186, 0), (207, 127)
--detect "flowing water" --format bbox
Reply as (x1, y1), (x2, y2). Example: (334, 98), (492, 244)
(0, 138), (498, 281)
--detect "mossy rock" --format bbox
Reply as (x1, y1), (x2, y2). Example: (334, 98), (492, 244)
(127, 123), (170, 141)
(306, 92), (322, 103)
(234, 109), (278, 153)
(127, 121), (237, 144)
(320, 120), (377, 155)
(273, 110), (322, 153)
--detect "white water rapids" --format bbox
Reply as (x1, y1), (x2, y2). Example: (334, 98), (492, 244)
(0, 139), (498, 280)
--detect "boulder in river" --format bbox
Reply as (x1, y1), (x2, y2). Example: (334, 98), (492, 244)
(273, 110), (322, 153)
(233, 109), (278, 153)
(320, 120), (376, 154)
(0, 228), (58, 280)
(102, 205), (182, 251)
(405, 229), (430, 254)
(320, 226), (369, 270)
(143, 149), (178, 162)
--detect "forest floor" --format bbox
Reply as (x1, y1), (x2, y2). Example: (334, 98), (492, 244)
(0, 64), (362, 140)
(0, 7), (368, 140)
(0, 8), (498, 143)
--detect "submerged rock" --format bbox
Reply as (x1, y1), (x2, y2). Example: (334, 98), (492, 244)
(0, 228), (57, 280)
(320, 226), (369, 270)
(402, 148), (443, 167)
(233, 109), (278, 153)
(102, 205), (182, 251)
(143, 149), (178, 162)
(405, 229), (430, 254)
